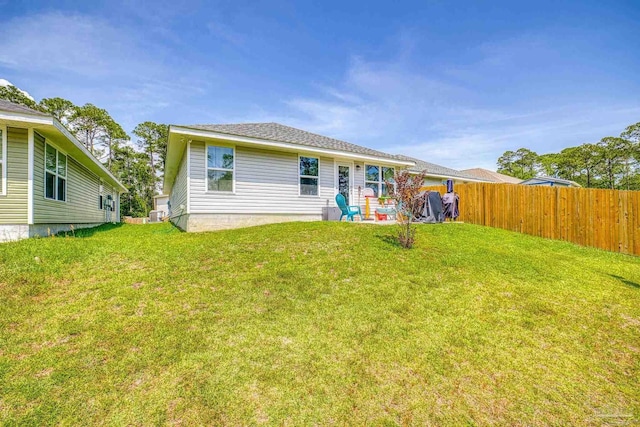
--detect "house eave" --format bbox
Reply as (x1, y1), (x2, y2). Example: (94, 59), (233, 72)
(171, 125), (415, 166)
(0, 110), (128, 193)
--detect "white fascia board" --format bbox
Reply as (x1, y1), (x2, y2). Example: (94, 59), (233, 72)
(27, 128), (34, 224)
(186, 141), (191, 214)
(0, 111), (51, 125)
(170, 126), (415, 167)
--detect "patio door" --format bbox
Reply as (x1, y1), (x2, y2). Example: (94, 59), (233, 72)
(337, 163), (352, 205)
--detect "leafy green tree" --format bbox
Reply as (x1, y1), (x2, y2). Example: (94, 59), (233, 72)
(0, 84), (38, 109)
(497, 148), (539, 179)
(133, 122), (169, 171)
(495, 119), (640, 189)
(621, 122), (640, 143)
(514, 148), (539, 179)
(573, 143), (601, 188)
(101, 118), (129, 171)
(596, 137), (632, 189)
(537, 153), (560, 177)
(554, 144), (601, 187)
(133, 122), (168, 198)
(38, 97), (76, 124)
(497, 150), (516, 177)
(554, 147), (580, 181)
(70, 103), (110, 154)
(111, 145), (155, 217)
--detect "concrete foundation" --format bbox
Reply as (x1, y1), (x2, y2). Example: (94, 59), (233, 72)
(172, 213), (323, 232)
(0, 225), (30, 242)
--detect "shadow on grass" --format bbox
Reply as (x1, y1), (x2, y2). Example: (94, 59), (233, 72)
(609, 274), (640, 289)
(55, 222), (124, 238)
(375, 232), (403, 249)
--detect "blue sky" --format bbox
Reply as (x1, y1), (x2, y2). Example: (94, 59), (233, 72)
(1, 0), (639, 170)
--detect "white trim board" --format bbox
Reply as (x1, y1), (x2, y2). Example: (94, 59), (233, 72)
(0, 124), (6, 196)
(27, 128), (34, 224)
(186, 140), (191, 214)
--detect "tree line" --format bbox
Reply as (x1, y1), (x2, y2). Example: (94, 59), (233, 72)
(497, 120), (640, 190)
(0, 84), (166, 217)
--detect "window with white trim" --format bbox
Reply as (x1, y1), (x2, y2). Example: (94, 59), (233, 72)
(299, 156), (319, 196)
(206, 145), (234, 192)
(365, 165), (395, 197)
(0, 126), (6, 196)
(45, 142), (67, 201)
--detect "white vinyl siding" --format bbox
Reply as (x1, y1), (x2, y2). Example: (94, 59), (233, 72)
(189, 141), (334, 214)
(33, 132), (118, 224)
(169, 148), (188, 220)
(0, 127), (28, 223)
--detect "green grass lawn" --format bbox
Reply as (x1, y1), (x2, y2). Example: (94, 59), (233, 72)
(1, 222), (639, 426)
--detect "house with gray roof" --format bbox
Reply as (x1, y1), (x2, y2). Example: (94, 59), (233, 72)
(460, 168), (523, 184)
(0, 100), (127, 242)
(163, 122), (486, 231)
(520, 176), (581, 188)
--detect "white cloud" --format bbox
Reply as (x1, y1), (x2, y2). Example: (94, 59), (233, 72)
(0, 78), (35, 101)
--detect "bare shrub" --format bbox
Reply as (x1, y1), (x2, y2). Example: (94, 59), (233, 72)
(386, 170), (428, 248)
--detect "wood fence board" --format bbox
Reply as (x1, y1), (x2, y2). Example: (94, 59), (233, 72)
(423, 182), (640, 256)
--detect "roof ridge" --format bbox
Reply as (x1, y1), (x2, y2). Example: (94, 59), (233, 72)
(179, 122), (402, 161)
(0, 99), (50, 117)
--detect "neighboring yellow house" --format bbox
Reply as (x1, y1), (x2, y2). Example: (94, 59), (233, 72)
(0, 100), (127, 242)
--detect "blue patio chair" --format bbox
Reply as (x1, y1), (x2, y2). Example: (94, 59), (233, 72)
(335, 194), (362, 221)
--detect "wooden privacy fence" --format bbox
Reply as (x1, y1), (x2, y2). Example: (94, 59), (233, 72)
(423, 183), (640, 256)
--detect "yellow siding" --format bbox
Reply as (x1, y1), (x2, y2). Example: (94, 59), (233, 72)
(0, 127), (28, 224)
(33, 132), (115, 224)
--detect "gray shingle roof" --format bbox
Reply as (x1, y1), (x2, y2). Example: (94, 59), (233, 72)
(180, 122), (405, 161)
(393, 155), (483, 180)
(0, 99), (49, 117)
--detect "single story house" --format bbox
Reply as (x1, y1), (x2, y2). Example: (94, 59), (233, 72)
(163, 122), (487, 232)
(460, 168), (523, 184)
(0, 100), (127, 242)
(520, 176), (581, 188)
